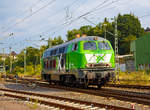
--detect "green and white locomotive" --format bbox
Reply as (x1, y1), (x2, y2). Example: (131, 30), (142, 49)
(41, 36), (115, 88)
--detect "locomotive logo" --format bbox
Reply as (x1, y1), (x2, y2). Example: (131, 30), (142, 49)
(85, 54), (111, 63)
(96, 54), (106, 63)
(57, 54), (62, 70)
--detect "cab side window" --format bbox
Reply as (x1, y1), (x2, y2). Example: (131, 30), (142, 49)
(72, 43), (78, 51)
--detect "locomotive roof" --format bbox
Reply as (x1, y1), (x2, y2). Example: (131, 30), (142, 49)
(45, 36), (106, 52)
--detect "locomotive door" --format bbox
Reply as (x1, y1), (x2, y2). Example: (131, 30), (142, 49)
(58, 54), (66, 73)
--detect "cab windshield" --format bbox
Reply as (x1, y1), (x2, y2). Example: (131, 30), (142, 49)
(84, 42), (97, 50)
(98, 42), (111, 50)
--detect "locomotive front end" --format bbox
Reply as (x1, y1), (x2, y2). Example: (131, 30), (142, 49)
(82, 39), (115, 87)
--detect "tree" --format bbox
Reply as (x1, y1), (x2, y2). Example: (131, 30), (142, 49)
(15, 47), (40, 67)
(117, 13), (144, 54)
(40, 45), (47, 54)
(67, 29), (81, 41)
(0, 56), (3, 66)
(101, 18), (115, 48)
(90, 25), (102, 37)
(79, 25), (93, 35)
(26, 47), (40, 65)
(117, 13), (144, 38)
(121, 35), (136, 54)
(47, 36), (64, 47)
(15, 51), (24, 67)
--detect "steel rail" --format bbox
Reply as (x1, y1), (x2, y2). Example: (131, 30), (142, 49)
(0, 88), (133, 110)
(106, 84), (150, 89)
(5, 79), (150, 106)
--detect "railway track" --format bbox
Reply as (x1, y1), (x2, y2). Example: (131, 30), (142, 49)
(5, 79), (150, 106)
(27, 80), (150, 106)
(0, 88), (133, 110)
(106, 84), (150, 89)
(15, 77), (150, 89)
(6, 76), (150, 89)
(51, 85), (150, 106)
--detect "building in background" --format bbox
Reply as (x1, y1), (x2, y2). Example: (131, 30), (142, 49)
(118, 54), (135, 72)
(0, 66), (4, 73)
(131, 33), (150, 70)
(0, 51), (17, 73)
(145, 27), (150, 33)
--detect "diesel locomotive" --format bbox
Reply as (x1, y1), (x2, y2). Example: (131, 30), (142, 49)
(41, 36), (115, 88)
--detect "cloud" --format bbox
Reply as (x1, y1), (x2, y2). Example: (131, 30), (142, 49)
(134, 0), (150, 7)
(0, 0), (150, 53)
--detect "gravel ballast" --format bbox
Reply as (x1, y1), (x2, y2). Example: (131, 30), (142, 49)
(0, 82), (150, 110)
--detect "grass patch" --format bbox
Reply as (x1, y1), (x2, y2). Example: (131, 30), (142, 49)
(112, 71), (150, 85)
(8, 64), (41, 78)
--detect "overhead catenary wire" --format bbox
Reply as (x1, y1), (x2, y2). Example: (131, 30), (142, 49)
(0, 0), (83, 52)
(1, 0), (56, 35)
(0, 0), (80, 50)
(4, 0), (120, 43)
(17, 0), (86, 41)
(1, 0), (44, 32)
(46, 0), (150, 39)
(82, 0), (133, 25)
(65, 0), (88, 19)
(0, 0), (83, 42)
(83, 17), (97, 25)
(1, 0), (138, 52)
(38, 0), (86, 33)
(24, 0), (122, 40)
(1, 0), (110, 52)
(83, 0), (133, 18)
(35, 0), (118, 42)
(39, 0), (126, 36)
(53, 0), (112, 27)
(35, 0), (108, 35)
(62, 0), (121, 27)
(40, 0), (128, 42)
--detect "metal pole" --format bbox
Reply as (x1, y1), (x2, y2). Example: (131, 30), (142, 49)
(105, 27), (106, 39)
(48, 40), (52, 48)
(24, 49), (26, 73)
(104, 24), (107, 39)
(40, 51), (41, 70)
(34, 54), (38, 73)
(9, 47), (12, 73)
(114, 17), (119, 81)
(3, 48), (6, 78)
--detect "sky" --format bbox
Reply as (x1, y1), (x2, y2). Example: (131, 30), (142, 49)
(0, 0), (150, 54)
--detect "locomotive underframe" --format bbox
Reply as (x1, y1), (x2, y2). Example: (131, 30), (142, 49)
(41, 67), (115, 88)
(78, 68), (115, 85)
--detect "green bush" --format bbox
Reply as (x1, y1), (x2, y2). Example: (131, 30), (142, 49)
(6, 64), (41, 77)
(25, 65), (41, 76)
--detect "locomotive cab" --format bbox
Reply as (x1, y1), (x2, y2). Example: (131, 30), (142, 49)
(79, 39), (115, 87)
(82, 40), (115, 68)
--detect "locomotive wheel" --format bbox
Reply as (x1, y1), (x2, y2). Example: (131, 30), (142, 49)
(97, 84), (102, 89)
(84, 78), (89, 88)
(59, 75), (65, 86)
(70, 76), (76, 87)
(100, 78), (106, 86)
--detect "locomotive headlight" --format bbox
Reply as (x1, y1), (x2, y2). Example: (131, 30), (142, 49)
(86, 64), (90, 67)
(86, 64), (94, 67)
(106, 63), (112, 67)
